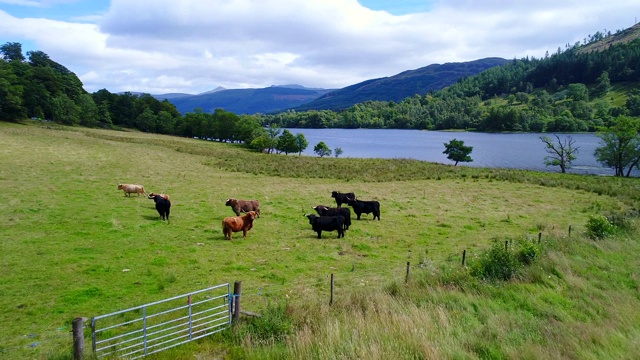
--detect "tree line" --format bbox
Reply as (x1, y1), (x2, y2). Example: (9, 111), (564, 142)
(262, 35), (640, 133)
(2, 36), (640, 176)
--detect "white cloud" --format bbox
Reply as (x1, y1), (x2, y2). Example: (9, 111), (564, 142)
(1, 0), (637, 94)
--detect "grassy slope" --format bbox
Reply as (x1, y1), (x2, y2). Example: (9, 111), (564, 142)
(0, 121), (638, 359)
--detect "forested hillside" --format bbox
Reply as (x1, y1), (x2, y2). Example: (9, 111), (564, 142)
(263, 27), (640, 132)
(292, 57), (508, 111)
(2, 25), (640, 140)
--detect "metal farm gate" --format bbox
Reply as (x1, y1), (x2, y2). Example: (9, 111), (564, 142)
(91, 283), (231, 359)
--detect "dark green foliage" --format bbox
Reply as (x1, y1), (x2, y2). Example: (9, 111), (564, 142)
(443, 139), (473, 165)
(470, 240), (520, 281)
(262, 36), (640, 132)
(0, 42), (25, 61)
(295, 133), (309, 156)
(516, 240), (539, 265)
(585, 215), (616, 239)
(276, 129), (298, 154)
(314, 141), (331, 157)
(594, 115), (640, 177)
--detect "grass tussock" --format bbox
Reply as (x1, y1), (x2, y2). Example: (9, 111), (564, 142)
(229, 220), (640, 359)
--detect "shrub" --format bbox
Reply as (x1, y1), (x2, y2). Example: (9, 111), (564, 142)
(516, 240), (539, 265)
(470, 240), (520, 281)
(585, 214), (616, 239)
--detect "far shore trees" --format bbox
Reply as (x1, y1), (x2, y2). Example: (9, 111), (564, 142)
(443, 139), (473, 166)
(540, 134), (579, 173)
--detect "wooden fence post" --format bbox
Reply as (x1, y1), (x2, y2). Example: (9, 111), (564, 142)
(72, 317), (84, 360)
(232, 281), (242, 323)
(505, 240), (509, 251)
(405, 262), (410, 283)
(329, 274), (334, 306)
(462, 249), (466, 266)
(538, 232), (542, 244)
(569, 225), (572, 237)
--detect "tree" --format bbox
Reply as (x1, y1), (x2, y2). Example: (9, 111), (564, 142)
(50, 93), (79, 125)
(276, 129), (298, 155)
(334, 147), (343, 158)
(266, 123), (282, 154)
(314, 141), (332, 157)
(594, 115), (640, 177)
(591, 71), (611, 98)
(250, 135), (270, 153)
(295, 133), (309, 156)
(443, 139), (473, 165)
(566, 83), (589, 102)
(540, 134), (579, 173)
(76, 93), (99, 127)
(0, 42), (25, 62)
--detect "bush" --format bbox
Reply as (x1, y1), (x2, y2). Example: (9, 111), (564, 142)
(470, 240), (520, 281)
(516, 240), (539, 265)
(586, 214), (616, 239)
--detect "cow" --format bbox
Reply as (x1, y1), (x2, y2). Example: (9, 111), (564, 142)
(148, 192), (170, 201)
(222, 211), (258, 240)
(225, 198), (261, 218)
(313, 205), (351, 230)
(305, 214), (345, 239)
(347, 198), (381, 220)
(331, 191), (355, 208)
(149, 193), (171, 221)
(118, 183), (146, 197)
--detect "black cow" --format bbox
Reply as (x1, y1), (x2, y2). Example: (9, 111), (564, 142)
(313, 205), (351, 230)
(305, 214), (345, 239)
(331, 191), (355, 208)
(149, 193), (171, 221)
(347, 198), (380, 220)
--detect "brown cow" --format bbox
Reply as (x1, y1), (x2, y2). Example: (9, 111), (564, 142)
(225, 198), (260, 217)
(148, 192), (170, 201)
(222, 211), (258, 240)
(118, 183), (146, 197)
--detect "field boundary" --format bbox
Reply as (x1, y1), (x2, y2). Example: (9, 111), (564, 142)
(90, 283), (232, 359)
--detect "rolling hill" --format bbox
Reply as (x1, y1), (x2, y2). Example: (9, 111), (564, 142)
(156, 58), (507, 115)
(292, 57), (509, 111)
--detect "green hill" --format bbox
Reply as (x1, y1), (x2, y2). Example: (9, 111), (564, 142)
(264, 24), (640, 132)
(293, 57), (508, 111)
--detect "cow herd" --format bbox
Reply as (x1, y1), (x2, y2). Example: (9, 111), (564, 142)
(118, 184), (380, 240)
(305, 191), (381, 239)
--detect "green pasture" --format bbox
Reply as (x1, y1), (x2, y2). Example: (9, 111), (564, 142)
(0, 121), (638, 359)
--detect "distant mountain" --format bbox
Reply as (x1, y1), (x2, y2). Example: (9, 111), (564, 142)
(155, 85), (331, 115)
(154, 58), (507, 115)
(292, 57), (509, 111)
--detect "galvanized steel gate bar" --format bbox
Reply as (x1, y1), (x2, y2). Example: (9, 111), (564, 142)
(91, 283), (231, 359)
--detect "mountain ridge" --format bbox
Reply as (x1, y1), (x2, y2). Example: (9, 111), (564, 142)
(155, 58), (508, 114)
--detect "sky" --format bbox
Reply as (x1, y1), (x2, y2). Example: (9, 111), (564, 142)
(0, 0), (637, 95)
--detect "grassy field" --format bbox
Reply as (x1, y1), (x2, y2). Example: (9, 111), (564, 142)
(1, 121), (639, 359)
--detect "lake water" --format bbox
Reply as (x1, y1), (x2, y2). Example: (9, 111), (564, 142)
(287, 128), (639, 177)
